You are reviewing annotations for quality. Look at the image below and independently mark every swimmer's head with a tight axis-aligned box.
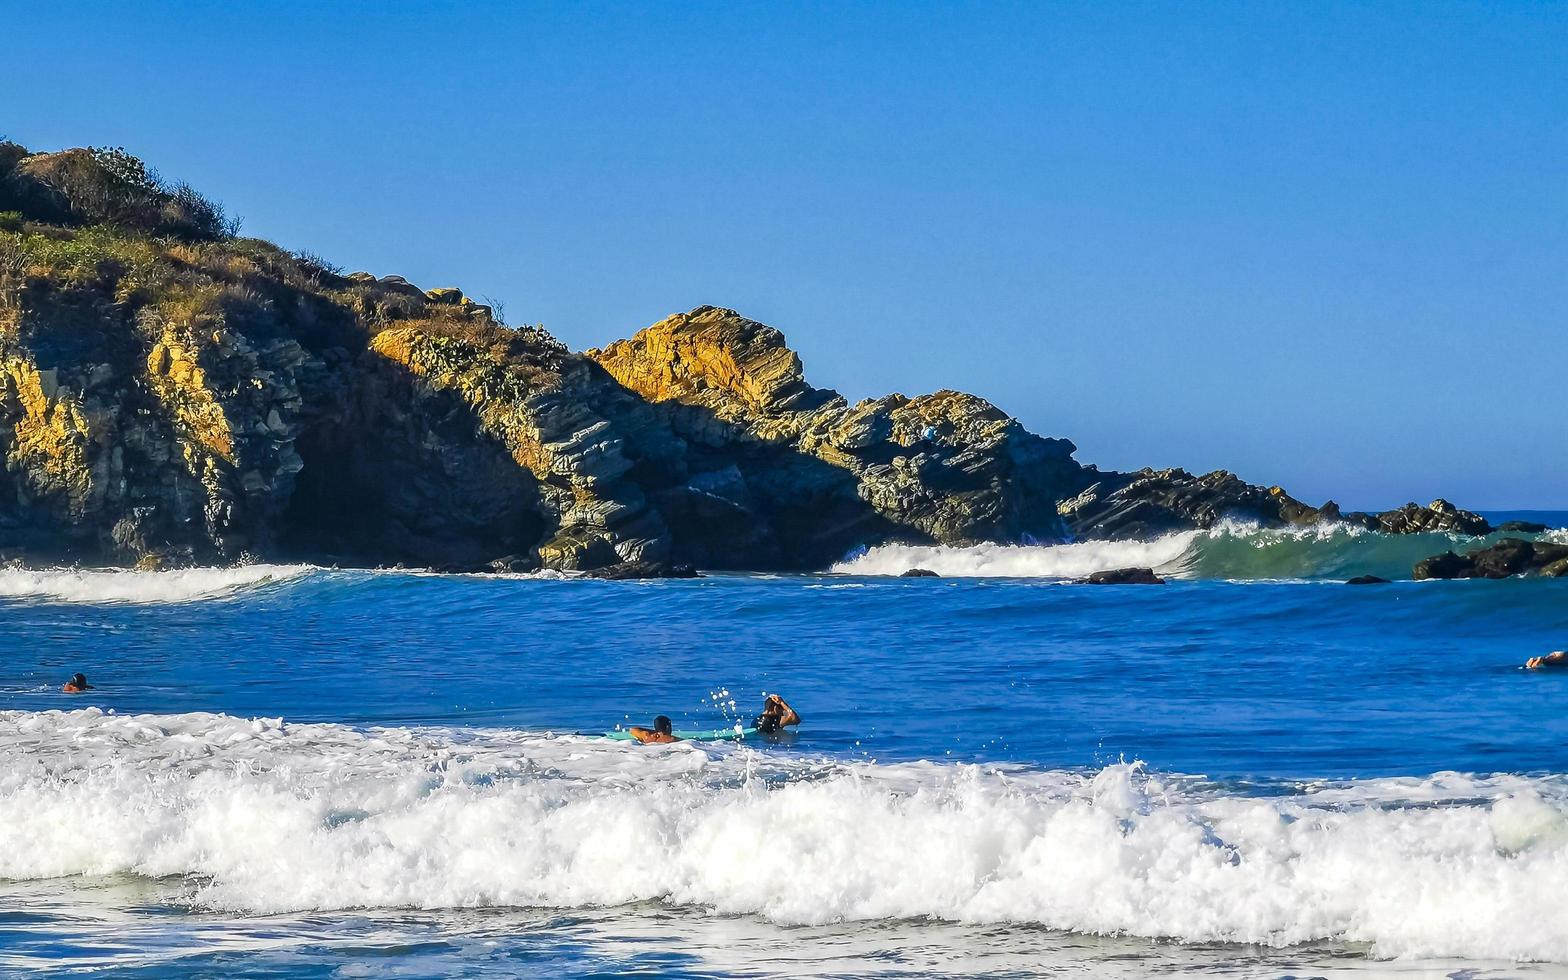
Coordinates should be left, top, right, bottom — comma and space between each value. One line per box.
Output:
69, 673, 87, 688
653, 715, 672, 736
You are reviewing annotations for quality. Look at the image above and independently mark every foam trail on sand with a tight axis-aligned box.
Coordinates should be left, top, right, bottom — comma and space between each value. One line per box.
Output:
3, 708, 1567, 963
0, 565, 314, 604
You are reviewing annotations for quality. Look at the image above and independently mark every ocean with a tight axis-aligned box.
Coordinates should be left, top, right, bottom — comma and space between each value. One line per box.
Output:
3, 516, 1568, 978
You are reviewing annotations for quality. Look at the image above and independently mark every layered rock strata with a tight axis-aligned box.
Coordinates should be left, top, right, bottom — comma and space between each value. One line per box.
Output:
0, 143, 1499, 573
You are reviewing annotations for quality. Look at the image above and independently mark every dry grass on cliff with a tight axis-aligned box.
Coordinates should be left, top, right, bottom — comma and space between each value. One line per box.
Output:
0, 144, 561, 371
379, 314, 568, 376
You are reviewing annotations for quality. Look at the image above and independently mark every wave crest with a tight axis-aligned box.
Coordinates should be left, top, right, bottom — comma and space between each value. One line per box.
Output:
0, 564, 314, 604
2, 709, 1565, 962
833, 522, 1534, 581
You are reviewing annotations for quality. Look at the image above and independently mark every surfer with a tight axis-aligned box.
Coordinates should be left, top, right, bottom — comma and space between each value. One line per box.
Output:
625, 694, 800, 744
752, 693, 800, 733
628, 715, 680, 743
1526, 651, 1568, 669
61, 672, 92, 693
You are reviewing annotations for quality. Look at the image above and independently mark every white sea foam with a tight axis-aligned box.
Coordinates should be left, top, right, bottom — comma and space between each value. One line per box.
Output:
0, 564, 314, 604
832, 521, 1504, 581
3, 708, 1566, 962
832, 533, 1200, 578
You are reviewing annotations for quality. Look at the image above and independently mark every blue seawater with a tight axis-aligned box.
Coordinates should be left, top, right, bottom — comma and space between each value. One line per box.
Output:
2, 516, 1567, 978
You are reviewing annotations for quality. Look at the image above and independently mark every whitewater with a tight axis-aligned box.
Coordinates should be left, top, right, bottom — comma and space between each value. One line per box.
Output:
4, 708, 1566, 964
3, 514, 1567, 976
835, 519, 1568, 581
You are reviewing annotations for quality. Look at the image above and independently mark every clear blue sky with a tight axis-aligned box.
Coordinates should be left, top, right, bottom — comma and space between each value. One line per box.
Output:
8, 2, 1565, 508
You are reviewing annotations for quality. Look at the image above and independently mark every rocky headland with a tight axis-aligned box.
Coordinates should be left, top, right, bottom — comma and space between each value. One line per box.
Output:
0, 144, 1497, 574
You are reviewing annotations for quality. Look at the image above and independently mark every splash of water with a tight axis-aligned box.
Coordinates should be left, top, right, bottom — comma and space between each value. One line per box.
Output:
3, 708, 1565, 962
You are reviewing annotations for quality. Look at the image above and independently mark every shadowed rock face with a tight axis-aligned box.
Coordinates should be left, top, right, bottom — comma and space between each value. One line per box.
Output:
0, 144, 1494, 572
1414, 538, 1568, 580
1057, 468, 1490, 541
590, 306, 1089, 560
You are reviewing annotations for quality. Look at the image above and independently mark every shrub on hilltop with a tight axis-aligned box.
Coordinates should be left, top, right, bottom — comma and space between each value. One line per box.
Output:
0, 143, 232, 240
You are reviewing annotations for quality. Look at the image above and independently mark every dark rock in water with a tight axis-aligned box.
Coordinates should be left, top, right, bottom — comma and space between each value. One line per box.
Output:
488, 553, 541, 574
1345, 575, 1391, 585
1470, 538, 1541, 578
1078, 567, 1164, 585
582, 561, 701, 580
1413, 538, 1568, 580
1413, 551, 1474, 580
1497, 520, 1551, 534
900, 568, 940, 578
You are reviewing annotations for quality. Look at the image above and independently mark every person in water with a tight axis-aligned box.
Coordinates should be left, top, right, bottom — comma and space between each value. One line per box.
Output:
1526, 652, 1568, 669
62, 673, 92, 693
628, 694, 801, 744
752, 693, 800, 733
629, 715, 679, 744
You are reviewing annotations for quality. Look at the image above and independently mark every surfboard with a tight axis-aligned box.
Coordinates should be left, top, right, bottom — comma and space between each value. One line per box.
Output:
599, 726, 759, 742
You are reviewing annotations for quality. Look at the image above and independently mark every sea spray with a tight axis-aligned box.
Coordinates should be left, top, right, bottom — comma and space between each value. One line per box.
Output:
831, 521, 1557, 581
4, 709, 1566, 962
0, 564, 315, 604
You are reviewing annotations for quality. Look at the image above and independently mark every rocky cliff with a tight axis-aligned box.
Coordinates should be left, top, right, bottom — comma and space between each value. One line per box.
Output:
0, 144, 1493, 572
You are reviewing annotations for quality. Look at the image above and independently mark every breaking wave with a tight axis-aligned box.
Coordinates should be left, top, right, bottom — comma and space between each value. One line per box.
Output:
0, 564, 315, 604
834, 522, 1563, 581
3, 708, 1566, 962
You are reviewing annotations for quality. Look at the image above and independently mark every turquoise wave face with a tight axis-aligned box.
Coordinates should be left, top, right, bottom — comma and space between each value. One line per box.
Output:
835, 517, 1567, 582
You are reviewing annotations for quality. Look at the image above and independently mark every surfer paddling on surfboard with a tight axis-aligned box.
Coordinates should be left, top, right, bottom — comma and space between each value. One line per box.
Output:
626, 694, 801, 744
628, 715, 679, 744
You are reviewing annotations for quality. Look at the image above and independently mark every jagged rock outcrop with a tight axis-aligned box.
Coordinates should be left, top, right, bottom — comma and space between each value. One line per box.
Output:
591, 306, 1088, 554
0, 142, 1500, 573
1372, 499, 1491, 536
1414, 538, 1568, 580
1058, 467, 1491, 540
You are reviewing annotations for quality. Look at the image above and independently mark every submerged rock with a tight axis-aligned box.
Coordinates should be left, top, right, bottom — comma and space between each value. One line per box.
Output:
1077, 567, 1164, 585
899, 567, 940, 578
1346, 575, 1391, 585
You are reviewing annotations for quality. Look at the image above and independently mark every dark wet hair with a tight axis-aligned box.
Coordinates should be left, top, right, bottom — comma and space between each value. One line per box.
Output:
69, 673, 87, 687
653, 715, 672, 735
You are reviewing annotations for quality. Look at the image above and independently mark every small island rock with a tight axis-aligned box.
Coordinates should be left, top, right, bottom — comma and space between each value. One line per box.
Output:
1078, 567, 1164, 585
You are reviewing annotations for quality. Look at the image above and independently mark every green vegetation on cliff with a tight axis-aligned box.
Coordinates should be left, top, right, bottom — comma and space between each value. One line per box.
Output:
0, 143, 1492, 572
